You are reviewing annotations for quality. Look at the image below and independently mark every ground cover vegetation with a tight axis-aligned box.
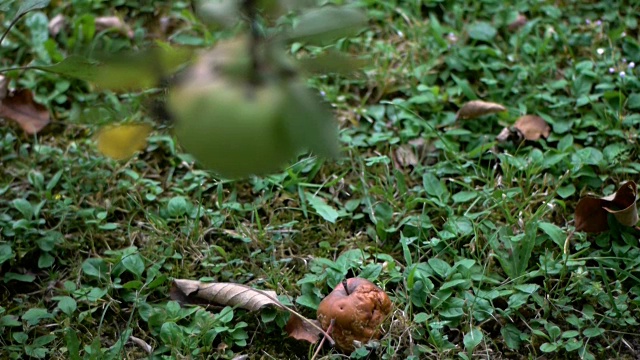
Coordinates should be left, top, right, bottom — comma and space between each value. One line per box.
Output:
1, 0, 640, 359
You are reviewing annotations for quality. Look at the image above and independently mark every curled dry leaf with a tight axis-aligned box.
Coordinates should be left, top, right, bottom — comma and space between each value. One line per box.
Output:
456, 100, 507, 120
95, 16, 134, 38
170, 280, 332, 345
393, 144, 418, 168
48, 14, 65, 36
602, 181, 639, 226
508, 14, 528, 31
0, 88, 50, 134
95, 124, 152, 160
513, 115, 550, 141
575, 181, 639, 233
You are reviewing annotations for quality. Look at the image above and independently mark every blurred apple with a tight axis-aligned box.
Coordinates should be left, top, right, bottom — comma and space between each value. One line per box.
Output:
168, 80, 297, 179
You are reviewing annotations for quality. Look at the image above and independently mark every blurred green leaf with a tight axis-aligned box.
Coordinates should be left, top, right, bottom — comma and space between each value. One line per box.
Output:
289, 6, 367, 45
296, 51, 369, 74
283, 81, 339, 158
468, 21, 497, 42
306, 192, 339, 223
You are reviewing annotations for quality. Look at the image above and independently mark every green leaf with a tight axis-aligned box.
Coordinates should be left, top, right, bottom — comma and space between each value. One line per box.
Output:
538, 222, 565, 248
414, 312, 429, 323
440, 279, 469, 290
122, 253, 145, 277
12, 198, 34, 219
428, 258, 451, 278
32, 56, 99, 82
167, 196, 189, 217
4, 272, 35, 282
57, 296, 77, 315
81, 258, 108, 280
283, 81, 339, 158
32, 334, 55, 347
557, 184, 575, 199
65, 328, 81, 360
501, 324, 523, 350
583, 327, 605, 337
22, 308, 53, 326
38, 252, 55, 268
306, 192, 339, 223
468, 21, 497, 41
627, 93, 640, 109
296, 293, 321, 310
452, 191, 477, 203
423, 172, 448, 200
160, 322, 182, 345
463, 327, 483, 351
15, 0, 50, 20
0, 315, 21, 327
540, 342, 559, 352
0, 244, 14, 265
289, 6, 367, 45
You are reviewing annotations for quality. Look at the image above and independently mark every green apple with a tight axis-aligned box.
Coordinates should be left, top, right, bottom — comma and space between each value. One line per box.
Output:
168, 80, 298, 179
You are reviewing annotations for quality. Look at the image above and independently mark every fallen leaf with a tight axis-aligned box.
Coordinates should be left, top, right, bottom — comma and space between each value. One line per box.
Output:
602, 181, 638, 226
0, 89, 50, 134
393, 144, 418, 168
95, 124, 152, 160
496, 126, 516, 142
575, 181, 639, 233
48, 14, 65, 36
170, 280, 284, 311
284, 314, 322, 343
574, 197, 610, 233
513, 115, 550, 140
508, 14, 528, 31
456, 100, 506, 120
170, 280, 333, 345
95, 16, 134, 38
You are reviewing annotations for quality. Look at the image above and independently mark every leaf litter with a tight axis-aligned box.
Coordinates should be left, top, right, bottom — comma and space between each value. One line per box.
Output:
574, 181, 639, 233
455, 100, 507, 120
170, 280, 329, 345
0, 85, 50, 135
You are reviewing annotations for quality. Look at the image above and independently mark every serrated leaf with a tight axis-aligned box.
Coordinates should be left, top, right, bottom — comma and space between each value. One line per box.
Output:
95, 124, 152, 160
305, 192, 339, 223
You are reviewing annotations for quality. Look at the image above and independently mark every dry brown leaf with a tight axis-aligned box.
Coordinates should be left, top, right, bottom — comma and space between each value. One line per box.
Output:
95, 16, 134, 38
170, 280, 283, 311
456, 100, 506, 120
508, 14, 528, 31
496, 127, 517, 142
284, 314, 322, 344
393, 144, 418, 168
575, 181, 639, 233
513, 115, 550, 140
170, 280, 333, 345
602, 181, 638, 226
574, 197, 609, 233
0, 89, 50, 134
48, 14, 65, 37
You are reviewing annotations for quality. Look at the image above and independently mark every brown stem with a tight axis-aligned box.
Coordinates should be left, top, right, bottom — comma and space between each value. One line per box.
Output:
342, 279, 350, 295
311, 318, 335, 360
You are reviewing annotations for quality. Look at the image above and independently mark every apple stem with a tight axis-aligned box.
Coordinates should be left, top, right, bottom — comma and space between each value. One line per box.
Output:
242, 0, 261, 87
311, 318, 335, 360
342, 279, 350, 295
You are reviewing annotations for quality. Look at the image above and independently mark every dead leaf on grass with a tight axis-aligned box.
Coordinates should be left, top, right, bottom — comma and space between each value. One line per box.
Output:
393, 144, 418, 168
0, 88, 50, 134
48, 14, 65, 36
95, 16, 134, 38
508, 14, 528, 31
95, 124, 152, 160
170, 280, 331, 345
513, 115, 550, 140
284, 313, 322, 343
456, 100, 506, 120
575, 181, 639, 233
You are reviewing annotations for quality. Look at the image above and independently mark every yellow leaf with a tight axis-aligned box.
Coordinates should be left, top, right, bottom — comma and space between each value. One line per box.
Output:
95, 124, 152, 160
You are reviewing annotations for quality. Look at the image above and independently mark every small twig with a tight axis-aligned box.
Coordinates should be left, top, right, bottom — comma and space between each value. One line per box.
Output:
311, 318, 334, 360
129, 336, 152, 354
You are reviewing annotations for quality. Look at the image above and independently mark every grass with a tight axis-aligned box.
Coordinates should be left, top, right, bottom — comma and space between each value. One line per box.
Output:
1, 0, 640, 359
